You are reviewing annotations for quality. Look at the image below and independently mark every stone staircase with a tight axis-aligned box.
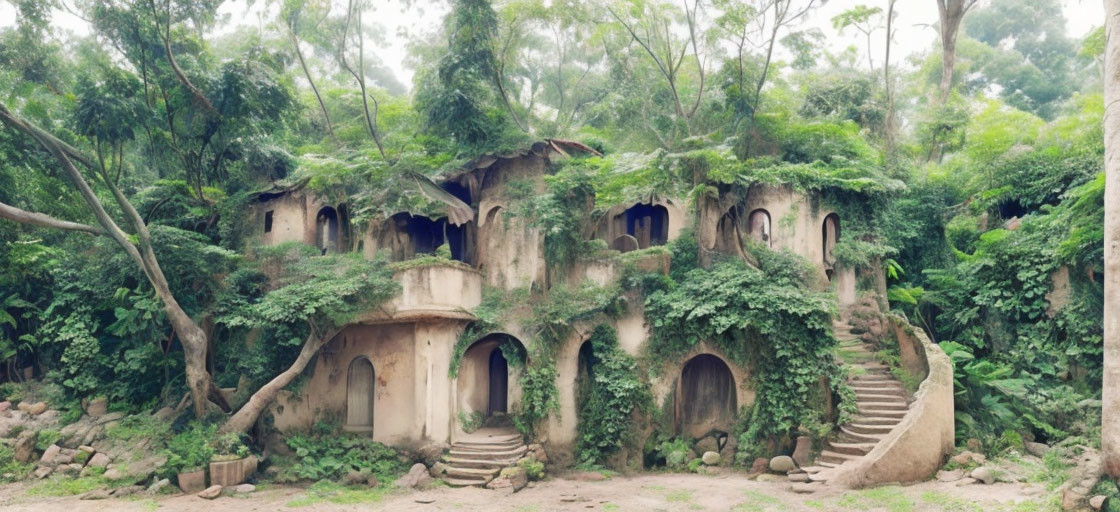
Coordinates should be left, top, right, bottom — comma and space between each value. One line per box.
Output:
791, 320, 910, 487
442, 427, 527, 487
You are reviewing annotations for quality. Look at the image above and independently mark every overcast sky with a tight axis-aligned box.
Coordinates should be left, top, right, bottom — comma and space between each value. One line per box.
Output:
1, 0, 1105, 90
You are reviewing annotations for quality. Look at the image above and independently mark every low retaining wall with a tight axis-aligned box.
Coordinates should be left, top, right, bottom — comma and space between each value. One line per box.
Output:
829, 319, 955, 488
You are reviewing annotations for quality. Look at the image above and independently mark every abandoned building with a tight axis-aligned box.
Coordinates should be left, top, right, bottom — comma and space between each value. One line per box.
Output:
245, 140, 952, 488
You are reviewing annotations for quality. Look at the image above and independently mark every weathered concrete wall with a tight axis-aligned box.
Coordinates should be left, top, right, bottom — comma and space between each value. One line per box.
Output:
251, 193, 313, 246
474, 155, 549, 290
1046, 265, 1072, 317
829, 320, 954, 488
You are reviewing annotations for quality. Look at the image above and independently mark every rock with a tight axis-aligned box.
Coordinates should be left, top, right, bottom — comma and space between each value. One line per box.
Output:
1064, 488, 1087, 510
153, 407, 175, 421
701, 451, 720, 466
418, 442, 449, 466
769, 455, 796, 473
792, 436, 812, 467
395, 463, 433, 489
486, 476, 512, 489
936, 469, 963, 482
85, 398, 107, 417
59, 463, 82, 475
103, 468, 126, 481
791, 483, 818, 494
970, 466, 994, 485
33, 466, 53, 479
14, 430, 36, 463
415, 498, 436, 504
966, 438, 983, 452
146, 478, 171, 494
39, 444, 61, 466
755, 473, 784, 483
24, 402, 47, 416
429, 462, 448, 478
788, 472, 810, 483
87, 453, 110, 468
951, 451, 986, 466
0, 401, 10, 412
694, 437, 719, 455
197, 485, 222, 500
749, 457, 769, 475
342, 470, 365, 486
500, 466, 528, 492
955, 478, 977, 487
233, 484, 256, 494
1024, 442, 1050, 458
366, 475, 379, 488
1090, 495, 1107, 510
80, 490, 111, 500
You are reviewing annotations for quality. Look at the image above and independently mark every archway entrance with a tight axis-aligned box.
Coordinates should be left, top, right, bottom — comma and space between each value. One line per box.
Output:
458, 334, 526, 426
317, 206, 340, 254
345, 357, 374, 433
678, 354, 737, 438
822, 213, 840, 280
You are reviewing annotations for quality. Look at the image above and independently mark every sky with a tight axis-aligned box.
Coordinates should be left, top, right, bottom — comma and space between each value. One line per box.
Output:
0, 0, 1105, 90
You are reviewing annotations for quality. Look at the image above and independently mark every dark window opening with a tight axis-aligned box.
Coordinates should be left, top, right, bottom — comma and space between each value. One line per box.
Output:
620, 203, 669, 249
442, 181, 472, 206
392, 213, 469, 262
264, 211, 274, 233
678, 354, 736, 438
823, 213, 840, 274
317, 206, 340, 254
488, 348, 509, 414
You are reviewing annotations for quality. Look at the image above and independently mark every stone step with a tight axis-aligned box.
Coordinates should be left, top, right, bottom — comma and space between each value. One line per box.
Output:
850, 374, 895, 382
817, 460, 841, 469
808, 471, 831, 483
857, 410, 907, 421
800, 466, 825, 474
840, 426, 888, 442
850, 383, 904, 393
819, 450, 863, 465
448, 446, 527, 459
445, 466, 501, 479
442, 456, 519, 469
445, 477, 489, 487
452, 441, 524, 451
827, 442, 876, 456
846, 422, 896, 434
854, 391, 905, 400
857, 401, 909, 411
850, 415, 903, 426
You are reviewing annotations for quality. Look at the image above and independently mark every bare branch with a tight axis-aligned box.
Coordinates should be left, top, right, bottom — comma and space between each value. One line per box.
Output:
0, 201, 103, 235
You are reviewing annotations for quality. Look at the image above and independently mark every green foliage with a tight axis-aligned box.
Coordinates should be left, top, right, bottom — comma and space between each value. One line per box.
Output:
0, 445, 31, 482
458, 411, 485, 434
34, 429, 60, 451
164, 422, 218, 474
576, 325, 651, 465
514, 364, 560, 437
280, 422, 408, 483
517, 160, 597, 269
518, 457, 545, 481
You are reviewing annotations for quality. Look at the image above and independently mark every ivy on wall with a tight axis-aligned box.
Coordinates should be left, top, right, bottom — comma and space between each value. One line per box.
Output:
576, 324, 651, 465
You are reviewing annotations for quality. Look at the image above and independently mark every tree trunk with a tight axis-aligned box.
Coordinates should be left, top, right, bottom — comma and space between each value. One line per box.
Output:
1102, 0, 1120, 477
220, 329, 337, 434
289, 26, 336, 142
935, 0, 974, 104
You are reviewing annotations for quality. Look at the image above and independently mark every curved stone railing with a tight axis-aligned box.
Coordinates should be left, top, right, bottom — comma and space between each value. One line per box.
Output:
829, 319, 955, 488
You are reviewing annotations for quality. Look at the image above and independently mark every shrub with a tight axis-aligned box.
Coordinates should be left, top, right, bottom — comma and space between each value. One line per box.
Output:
458, 411, 484, 434
163, 422, 217, 475
280, 423, 408, 483
518, 457, 545, 481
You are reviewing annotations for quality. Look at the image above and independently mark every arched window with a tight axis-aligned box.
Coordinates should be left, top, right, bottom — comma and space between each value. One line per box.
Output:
619, 203, 670, 248
747, 209, 772, 247
678, 354, 737, 438
823, 213, 840, 271
345, 357, 374, 432
316, 207, 340, 254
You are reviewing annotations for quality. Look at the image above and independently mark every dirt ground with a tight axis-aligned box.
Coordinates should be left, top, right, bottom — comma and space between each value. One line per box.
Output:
0, 470, 1056, 512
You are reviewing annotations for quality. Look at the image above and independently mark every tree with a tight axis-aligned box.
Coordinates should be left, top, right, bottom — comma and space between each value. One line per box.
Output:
831, 5, 882, 71
0, 103, 228, 419
283, 0, 337, 142
1102, 0, 1120, 478
934, 0, 978, 103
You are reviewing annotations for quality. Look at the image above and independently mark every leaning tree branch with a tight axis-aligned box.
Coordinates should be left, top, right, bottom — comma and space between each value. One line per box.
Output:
0, 201, 103, 235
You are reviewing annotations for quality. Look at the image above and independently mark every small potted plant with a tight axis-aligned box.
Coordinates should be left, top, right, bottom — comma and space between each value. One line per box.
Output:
209, 432, 256, 487
164, 423, 215, 493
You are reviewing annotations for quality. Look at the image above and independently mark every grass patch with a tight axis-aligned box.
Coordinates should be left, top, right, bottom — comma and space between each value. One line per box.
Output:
285, 481, 393, 507
733, 490, 784, 511
836, 486, 914, 512
26, 475, 123, 497
919, 491, 984, 512
1026, 450, 1071, 491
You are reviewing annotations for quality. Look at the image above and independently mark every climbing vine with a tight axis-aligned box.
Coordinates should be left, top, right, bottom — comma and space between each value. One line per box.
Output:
576, 324, 651, 464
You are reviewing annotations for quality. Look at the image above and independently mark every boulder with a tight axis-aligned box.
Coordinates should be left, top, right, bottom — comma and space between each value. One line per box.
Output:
197, 485, 222, 500
936, 469, 963, 482
791, 436, 812, 467
341, 470, 365, 486
33, 466, 53, 479
417, 442, 449, 466
24, 402, 47, 416
87, 453, 110, 468
1090, 495, 1107, 511
80, 490, 111, 500
749, 457, 769, 475
791, 483, 818, 494
39, 444, 61, 466
701, 451, 720, 466
111, 485, 144, 497
85, 398, 107, 417
500, 466, 528, 492
59, 463, 83, 475
429, 462, 449, 478
233, 484, 256, 494
486, 476, 512, 491
395, 463, 433, 489
1024, 442, 1050, 458
103, 468, 127, 481
788, 472, 810, 483
13, 430, 36, 463
0, 401, 10, 412
951, 451, 986, 466
146, 478, 171, 494
694, 437, 719, 455
755, 473, 784, 482
970, 466, 995, 485
769, 456, 796, 473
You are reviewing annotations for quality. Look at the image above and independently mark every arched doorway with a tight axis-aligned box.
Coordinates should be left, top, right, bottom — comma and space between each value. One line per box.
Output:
345, 357, 374, 432
822, 213, 840, 278
316, 206, 340, 254
488, 349, 508, 414
678, 354, 737, 438
613, 203, 670, 249
747, 209, 772, 247
457, 334, 526, 426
